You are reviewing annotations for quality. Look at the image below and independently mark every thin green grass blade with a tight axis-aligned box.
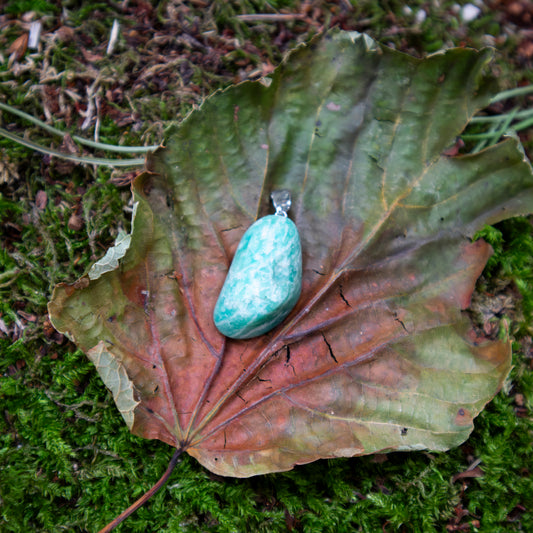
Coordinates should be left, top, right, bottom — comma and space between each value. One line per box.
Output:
470, 107, 533, 124
472, 107, 519, 152
0, 127, 145, 167
511, 115, 533, 133
0, 102, 158, 153
490, 85, 533, 103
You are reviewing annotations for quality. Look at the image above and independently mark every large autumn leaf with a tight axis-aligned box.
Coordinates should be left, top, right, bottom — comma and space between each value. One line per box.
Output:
49, 32, 533, 478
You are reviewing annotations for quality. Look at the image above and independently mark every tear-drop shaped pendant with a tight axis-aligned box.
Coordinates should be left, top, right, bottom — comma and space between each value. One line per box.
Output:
213, 190, 302, 339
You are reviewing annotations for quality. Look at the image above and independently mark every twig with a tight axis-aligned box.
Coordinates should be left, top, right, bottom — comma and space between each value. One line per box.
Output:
81, 77, 100, 131
28, 21, 42, 50
98, 448, 183, 533
107, 19, 120, 56
236, 13, 305, 22
94, 91, 102, 143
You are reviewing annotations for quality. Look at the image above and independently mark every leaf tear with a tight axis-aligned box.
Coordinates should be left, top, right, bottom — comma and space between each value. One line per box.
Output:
339, 284, 352, 308
321, 333, 338, 363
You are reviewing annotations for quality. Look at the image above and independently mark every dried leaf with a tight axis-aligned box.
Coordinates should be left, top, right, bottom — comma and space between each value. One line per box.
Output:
49, 32, 533, 477
452, 465, 484, 483
0, 152, 20, 185
8, 33, 28, 64
35, 190, 48, 211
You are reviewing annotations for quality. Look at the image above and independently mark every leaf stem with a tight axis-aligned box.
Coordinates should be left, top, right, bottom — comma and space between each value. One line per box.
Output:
98, 448, 183, 533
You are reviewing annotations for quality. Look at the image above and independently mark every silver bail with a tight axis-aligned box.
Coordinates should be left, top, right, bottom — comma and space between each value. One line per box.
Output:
271, 190, 291, 217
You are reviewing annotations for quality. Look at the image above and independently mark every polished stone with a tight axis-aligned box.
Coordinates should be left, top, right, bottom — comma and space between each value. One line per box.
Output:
214, 214, 302, 339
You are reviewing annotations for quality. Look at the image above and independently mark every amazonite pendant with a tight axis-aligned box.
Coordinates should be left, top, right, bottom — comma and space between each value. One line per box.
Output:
213, 190, 302, 339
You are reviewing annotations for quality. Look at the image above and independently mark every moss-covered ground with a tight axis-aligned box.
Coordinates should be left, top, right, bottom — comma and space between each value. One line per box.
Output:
1, 1, 533, 531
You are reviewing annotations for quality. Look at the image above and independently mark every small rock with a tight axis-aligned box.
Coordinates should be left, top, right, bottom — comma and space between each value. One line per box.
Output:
515, 393, 525, 406
68, 213, 84, 231
461, 3, 481, 22
213, 215, 302, 339
415, 8, 427, 24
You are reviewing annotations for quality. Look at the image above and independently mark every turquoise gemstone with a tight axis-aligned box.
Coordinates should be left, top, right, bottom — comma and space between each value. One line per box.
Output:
214, 214, 302, 339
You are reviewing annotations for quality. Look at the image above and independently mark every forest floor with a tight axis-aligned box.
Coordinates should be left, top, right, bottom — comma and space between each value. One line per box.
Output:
1, 1, 533, 532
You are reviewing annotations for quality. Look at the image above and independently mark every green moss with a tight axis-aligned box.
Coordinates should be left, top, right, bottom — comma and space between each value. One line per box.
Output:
4, 0, 59, 15
476, 218, 533, 333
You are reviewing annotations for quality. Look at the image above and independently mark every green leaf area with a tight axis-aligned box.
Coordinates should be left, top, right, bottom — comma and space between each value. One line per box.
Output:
49, 32, 533, 478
